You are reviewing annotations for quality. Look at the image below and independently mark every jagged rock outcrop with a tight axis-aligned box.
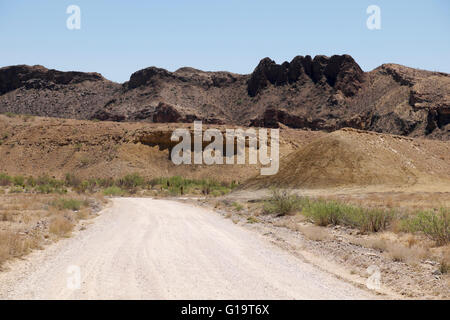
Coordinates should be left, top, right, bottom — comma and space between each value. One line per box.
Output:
247, 54, 364, 97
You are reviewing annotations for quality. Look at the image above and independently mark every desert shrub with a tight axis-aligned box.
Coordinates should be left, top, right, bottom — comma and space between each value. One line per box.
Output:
36, 175, 64, 188
300, 199, 394, 232
79, 156, 91, 167
261, 190, 394, 232
35, 184, 54, 194
35, 183, 67, 194
247, 216, 258, 223
0, 231, 39, 267
22, 114, 34, 122
403, 208, 449, 245
263, 188, 300, 216
116, 173, 145, 190
103, 186, 125, 196
150, 176, 233, 196
0, 173, 12, 186
49, 216, 74, 236
232, 202, 244, 211
52, 198, 83, 211
340, 206, 393, 232
440, 260, 449, 274
301, 199, 344, 226
64, 173, 82, 188
25, 176, 36, 187
9, 186, 24, 193
12, 175, 25, 187
95, 177, 114, 188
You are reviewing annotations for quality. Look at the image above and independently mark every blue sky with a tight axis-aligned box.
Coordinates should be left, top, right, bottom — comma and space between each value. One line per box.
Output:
1, 0, 449, 83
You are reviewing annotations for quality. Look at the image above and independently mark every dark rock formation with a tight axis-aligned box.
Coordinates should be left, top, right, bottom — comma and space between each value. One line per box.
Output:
152, 102, 182, 123
247, 54, 364, 97
127, 67, 173, 89
0, 65, 103, 95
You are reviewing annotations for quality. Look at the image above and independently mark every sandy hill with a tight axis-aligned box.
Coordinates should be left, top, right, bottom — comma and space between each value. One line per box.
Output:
244, 128, 450, 191
0, 114, 323, 182
0, 55, 448, 140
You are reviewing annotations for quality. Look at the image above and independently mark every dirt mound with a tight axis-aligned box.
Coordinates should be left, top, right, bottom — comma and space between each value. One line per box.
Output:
245, 128, 450, 189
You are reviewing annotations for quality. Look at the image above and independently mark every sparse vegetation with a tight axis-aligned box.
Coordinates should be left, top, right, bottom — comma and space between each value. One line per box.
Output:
402, 208, 449, 245
262, 188, 442, 234
301, 199, 394, 233
51, 198, 85, 211
3, 112, 16, 118
263, 189, 393, 232
0, 173, 235, 198
263, 188, 299, 216
0, 231, 40, 267
0, 192, 104, 268
149, 176, 235, 196
49, 216, 74, 236
232, 202, 243, 211
247, 216, 258, 223
103, 186, 125, 196
439, 260, 449, 274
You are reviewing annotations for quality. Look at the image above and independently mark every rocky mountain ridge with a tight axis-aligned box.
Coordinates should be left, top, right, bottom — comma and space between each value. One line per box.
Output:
0, 54, 448, 139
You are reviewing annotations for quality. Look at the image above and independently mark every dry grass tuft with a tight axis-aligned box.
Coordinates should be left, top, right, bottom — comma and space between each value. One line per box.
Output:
0, 231, 40, 268
298, 225, 330, 241
386, 243, 430, 263
49, 216, 74, 237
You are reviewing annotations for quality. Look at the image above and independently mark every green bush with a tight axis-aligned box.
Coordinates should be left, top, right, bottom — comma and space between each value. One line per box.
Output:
116, 173, 145, 189
103, 186, 125, 196
9, 186, 24, 193
150, 176, 234, 196
64, 173, 82, 188
0, 173, 12, 186
232, 202, 244, 211
52, 198, 83, 211
262, 189, 394, 232
402, 208, 449, 245
12, 175, 25, 187
301, 199, 394, 232
263, 188, 300, 216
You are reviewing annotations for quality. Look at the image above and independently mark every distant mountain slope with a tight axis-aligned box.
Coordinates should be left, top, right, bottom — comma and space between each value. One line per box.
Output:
0, 55, 448, 139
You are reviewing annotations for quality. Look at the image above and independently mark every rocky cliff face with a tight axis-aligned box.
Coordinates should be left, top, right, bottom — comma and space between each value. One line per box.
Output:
0, 56, 448, 139
247, 54, 364, 97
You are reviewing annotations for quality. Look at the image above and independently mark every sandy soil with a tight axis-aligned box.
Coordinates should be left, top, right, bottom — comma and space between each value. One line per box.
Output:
0, 198, 377, 300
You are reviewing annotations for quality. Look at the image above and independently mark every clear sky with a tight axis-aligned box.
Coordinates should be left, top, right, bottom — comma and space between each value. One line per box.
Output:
1, 0, 449, 83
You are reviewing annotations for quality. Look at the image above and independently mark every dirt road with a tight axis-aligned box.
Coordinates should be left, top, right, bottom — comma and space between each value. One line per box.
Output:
0, 198, 376, 299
